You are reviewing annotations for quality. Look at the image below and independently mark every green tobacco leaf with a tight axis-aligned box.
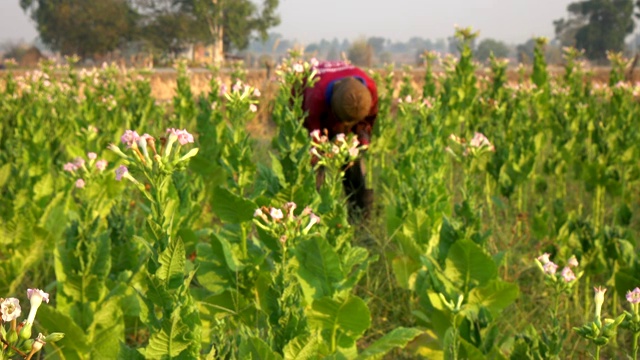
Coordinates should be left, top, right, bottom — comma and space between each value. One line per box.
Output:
239, 336, 283, 360
89, 296, 125, 359
444, 239, 497, 289
392, 256, 420, 290
210, 186, 256, 223
36, 304, 91, 354
284, 333, 324, 360
468, 280, 519, 317
309, 296, 371, 344
295, 237, 343, 301
355, 327, 422, 360
459, 338, 487, 360
118, 343, 145, 360
145, 308, 190, 359
157, 237, 186, 288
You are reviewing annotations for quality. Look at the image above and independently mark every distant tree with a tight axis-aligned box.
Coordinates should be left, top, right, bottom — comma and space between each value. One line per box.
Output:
553, 16, 587, 47
347, 38, 373, 67
305, 43, 320, 54
475, 38, 510, 61
554, 0, 634, 61
20, 0, 137, 58
326, 46, 339, 61
367, 37, 386, 55
136, 0, 280, 60
516, 38, 536, 63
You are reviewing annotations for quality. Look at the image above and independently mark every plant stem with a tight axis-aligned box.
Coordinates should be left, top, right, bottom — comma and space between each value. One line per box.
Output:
633, 332, 639, 360
595, 344, 600, 360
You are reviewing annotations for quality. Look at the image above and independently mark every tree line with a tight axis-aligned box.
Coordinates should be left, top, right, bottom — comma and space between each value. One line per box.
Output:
12, 0, 640, 64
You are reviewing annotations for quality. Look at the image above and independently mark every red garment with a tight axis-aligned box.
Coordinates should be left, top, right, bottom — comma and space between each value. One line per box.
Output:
302, 61, 378, 145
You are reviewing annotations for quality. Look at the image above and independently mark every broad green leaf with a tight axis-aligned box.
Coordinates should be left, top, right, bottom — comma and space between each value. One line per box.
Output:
157, 237, 186, 288
33, 172, 54, 201
308, 296, 371, 343
459, 338, 487, 360
468, 280, 519, 317
89, 297, 125, 359
239, 336, 283, 360
295, 237, 343, 301
392, 256, 420, 290
36, 305, 91, 354
355, 327, 422, 360
118, 343, 145, 360
210, 186, 257, 223
145, 308, 190, 359
284, 333, 324, 360
444, 239, 497, 289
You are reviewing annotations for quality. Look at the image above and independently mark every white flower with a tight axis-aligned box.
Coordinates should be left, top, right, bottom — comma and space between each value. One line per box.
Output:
26, 289, 49, 324
537, 253, 551, 265
270, 207, 284, 220
1, 298, 21, 322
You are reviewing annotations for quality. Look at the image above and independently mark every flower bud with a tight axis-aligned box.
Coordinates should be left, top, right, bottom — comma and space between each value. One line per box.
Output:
45, 332, 65, 343
594, 286, 607, 320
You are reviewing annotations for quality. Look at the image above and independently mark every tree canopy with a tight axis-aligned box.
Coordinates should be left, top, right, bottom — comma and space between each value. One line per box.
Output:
20, 0, 137, 58
554, 0, 634, 61
475, 38, 510, 62
20, 0, 280, 59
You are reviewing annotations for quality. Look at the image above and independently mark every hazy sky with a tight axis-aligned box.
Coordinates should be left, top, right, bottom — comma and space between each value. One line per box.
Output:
1, 0, 576, 45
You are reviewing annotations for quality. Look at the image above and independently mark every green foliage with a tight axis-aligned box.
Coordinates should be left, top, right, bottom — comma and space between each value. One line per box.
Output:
555, 0, 635, 61
20, 0, 137, 58
475, 38, 510, 62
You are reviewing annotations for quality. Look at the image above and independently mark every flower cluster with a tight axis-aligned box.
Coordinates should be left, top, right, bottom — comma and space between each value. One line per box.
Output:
219, 80, 261, 114
536, 253, 581, 284
0, 288, 64, 359
446, 132, 495, 160
253, 202, 321, 245
62, 151, 109, 189
309, 130, 364, 170
108, 128, 199, 186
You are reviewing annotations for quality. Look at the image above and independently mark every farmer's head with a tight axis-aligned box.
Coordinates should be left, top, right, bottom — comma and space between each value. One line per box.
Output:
331, 77, 371, 127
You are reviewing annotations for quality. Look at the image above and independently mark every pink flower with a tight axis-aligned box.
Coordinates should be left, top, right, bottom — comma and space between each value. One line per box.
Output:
115, 165, 128, 181
73, 157, 85, 168
166, 128, 194, 145
26, 288, 49, 304
253, 88, 261, 97
1, 298, 21, 322
626, 287, 640, 304
219, 84, 228, 96
293, 63, 304, 73
120, 130, 140, 148
63, 162, 77, 172
26, 288, 49, 325
87, 152, 97, 160
537, 253, 551, 265
348, 147, 359, 158
470, 132, 494, 151
249, 104, 258, 113
75, 179, 85, 189
560, 266, 576, 282
232, 81, 243, 93
335, 134, 346, 143
310, 58, 319, 67
95, 159, 108, 171
568, 255, 579, 268
310, 130, 321, 141
543, 261, 558, 275
270, 207, 284, 220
